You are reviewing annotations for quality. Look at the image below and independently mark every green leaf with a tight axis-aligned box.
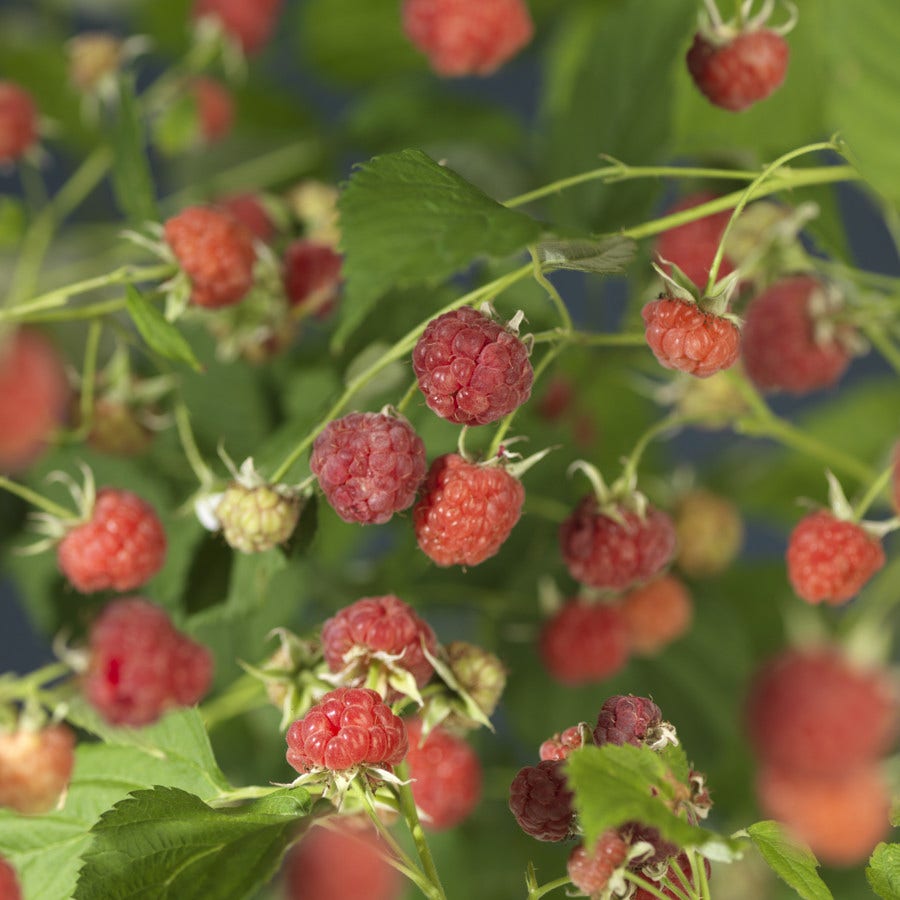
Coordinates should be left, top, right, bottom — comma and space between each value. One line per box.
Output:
537, 237, 636, 275
334, 148, 543, 348
109, 77, 159, 224
746, 820, 834, 900
125, 286, 203, 371
74, 786, 310, 900
868, 843, 900, 900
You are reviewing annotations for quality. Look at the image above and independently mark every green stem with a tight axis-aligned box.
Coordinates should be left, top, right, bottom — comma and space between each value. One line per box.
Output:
693, 850, 712, 900
0, 476, 78, 520
863, 322, 900, 376
623, 870, 691, 900
526, 874, 572, 900
76, 320, 103, 439
396, 378, 420, 415
621, 412, 689, 485
199, 673, 267, 731
852, 461, 895, 520
174, 400, 217, 487
0, 662, 71, 701
529, 245, 572, 332
20, 298, 129, 324
208, 784, 294, 807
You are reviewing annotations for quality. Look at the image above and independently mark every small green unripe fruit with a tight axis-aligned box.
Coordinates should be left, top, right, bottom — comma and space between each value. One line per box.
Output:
216, 483, 301, 553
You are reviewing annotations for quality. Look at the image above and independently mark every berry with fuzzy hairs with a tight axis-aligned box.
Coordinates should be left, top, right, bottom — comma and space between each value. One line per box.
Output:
412, 306, 533, 426
559, 497, 677, 591
216, 483, 300, 553
0, 724, 75, 814
594, 695, 664, 748
631, 853, 712, 900
217, 193, 275, 243
620, 575, 693, 656
164, 206, 257, 309
0, 81, 38, 163
745, 648, 897, 776
540, 725, 588, 761
508, 760, 575, 842
192, 0, 282, 55
674, 489, 743, 577
85, 598, 213, 726
786, 510, 885, 606
402, 0, 533, 77
405, 718, 482, 830
539, 601, 630, 686
283, 239, 342, 317
642, 296, 741, 378
0, 329, 69, 474
285, 687, 408, 773
57, 488, 167, 593
413, 454, 525, 567
0, 857, 20, 900
310, 411, 427, 525
567, 831, 629, 897
192, 77, 233, 143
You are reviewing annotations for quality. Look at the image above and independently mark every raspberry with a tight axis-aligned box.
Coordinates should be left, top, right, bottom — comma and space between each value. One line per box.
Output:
567, 831, 629, 897
756, 763, 891, 867
412, 306, 533, 426
0, 858, 21, 900
164, 206, 257, 310
84, 598, 213, 726
674, 489, 743, 577
413, 454, 524, 567
0, 81, 38, 163
539, 601, 630, 686
405, 718, 482, 830
215, 482, 300, 553
741, 276, 854, 394
620, 575, 693, 656
402, 0, 534, 77
539, 725, 588, 761
0, 329, 69, 474
631, 853, 711, 900
85, 399, 153, 457
192, 0, 282, 55
786, 510, 885, 606
594, 695, 663, 748
745, 648, 897, 776
283, 239, 342, 317
217, 193, 275, 243
320, 595, 437, 689
286, 687, 407, 773
508, 760, 575, 842
642, 296, 741, 378
0, 724, 75, 814
559, 497, 677, 590
686, 29, 789, 112
310, 411, 427, 525
445, 641, 507, 722
192, 77, 233, 144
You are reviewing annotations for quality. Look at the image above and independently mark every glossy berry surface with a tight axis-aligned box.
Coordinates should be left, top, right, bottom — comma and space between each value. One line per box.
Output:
216, 483, 300, 553
412, 306, 533, 426
0, 81, 38, 162
413, 454, 524, 567
594, 695, 663, 748
310, 412, 426, 525
283, 239, 342, 316
0, 724, 75, 814
539, 725, 588, 761
620, 575, 693, 655
192, 0, 282, 54
508, 760, 575, 842
567, 831, 629, 897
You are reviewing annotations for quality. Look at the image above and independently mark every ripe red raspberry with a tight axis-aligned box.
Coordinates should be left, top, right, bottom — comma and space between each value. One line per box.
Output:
164, 206, 257, 309
412, 306, 533, 426
192, 0, 282, 55
686, 29, 789, 112
0, 81, 38, 163
674, 489, 743, 577
0, 857, 21, 900
320, 595, 437, 689
84, 598, 213, 726
631, 853, 711, 900
402, 0, 534, 77
559, 497, 677, 590
310, 411, 427, 525
405, 718, 482, 830
192, 76, 233, 143
567, 831, 629, 897
217, 193, 275, 243
540, 724, 588, 761
620, 575, 693, 656
0, 329, 69, 474
0, 724, 75, 814
508, 760, 575, 842
413, 454, 524, 567
745, 648, 897, 776
642, 296, 741, 378
786, 510, 885, 606
594, 695, 664, 748
283, 239, 342, 317
539, 601, 630, 686
756, 763, 891, 867
741, 276, 854, 394
285, 687, 408, 773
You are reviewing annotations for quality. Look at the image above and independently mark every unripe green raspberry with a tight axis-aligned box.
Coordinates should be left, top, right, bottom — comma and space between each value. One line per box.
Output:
446, 641, 507, 722
675, 489, 743, 577
217, 483, 300, 553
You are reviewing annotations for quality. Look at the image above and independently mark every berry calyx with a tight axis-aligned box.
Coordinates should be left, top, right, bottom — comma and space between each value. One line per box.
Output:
620, 575, 693, 656
567, 831, 629, 898
0, 723, 75, 814
192, 0, 282, 55
0, 81, 38, 163
508, 760, 575, 842
594, 695, 669, 749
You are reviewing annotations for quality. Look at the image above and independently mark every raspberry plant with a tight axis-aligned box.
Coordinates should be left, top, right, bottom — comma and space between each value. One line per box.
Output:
0, 1, 898, 898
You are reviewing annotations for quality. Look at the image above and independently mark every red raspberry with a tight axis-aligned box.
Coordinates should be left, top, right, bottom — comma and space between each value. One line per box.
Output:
756, 763, 891, 867
0, 858, 21, 900
631, 853, 711, 900
283, 239, 342, 317
285, 687, 408, 773
402, 0, 534, 77
283, 821, 402, 900
0, 724, 75, 814
192, 76, 233, 143
642, 296, 741, 378
412, 306, 533, 426
413, 454, 524, 567
57, 488, 167, 593
84, 598, 213, 726
320, 595, 438, 689
0, 329, 69, 474
0, 81, 38, 163
620, 575, 693, 656
741, 276, 854, 394
786, 510, 885, 606
559, 497, 677, 590
539, 725, 588, 761
686, 29, 789, 112
217, 193, 275, 243
310, 412, 427, 525
508, 760, 575, 842
192, 0, 282, 55
567, 831, 629, 897
539, 601, 630, 686
745, 648, 897, 776
594, 695, 664, 748
405, 718, 482, 830
164, 206, 257, 309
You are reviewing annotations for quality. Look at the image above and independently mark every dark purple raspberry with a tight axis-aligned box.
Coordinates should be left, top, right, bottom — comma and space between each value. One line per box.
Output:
310, 411, 427, 525
594, 695, 663, 748
412, 306, 533, 425
508, 760, 575, 841
621, 822, 679, 870
567, 831, 629, 896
